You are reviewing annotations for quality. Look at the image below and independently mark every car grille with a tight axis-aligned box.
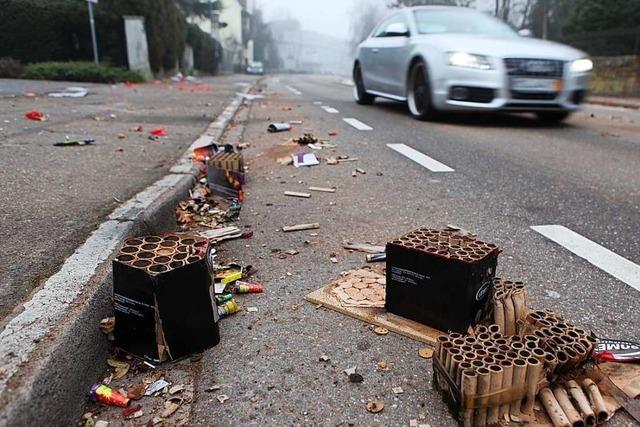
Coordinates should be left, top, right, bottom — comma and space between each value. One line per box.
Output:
511, 91, 558, 100
504, 58, 564, 78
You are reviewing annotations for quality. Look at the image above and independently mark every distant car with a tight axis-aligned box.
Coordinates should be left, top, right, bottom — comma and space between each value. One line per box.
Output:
353, 6, 592, 122
247, 61, 264, 75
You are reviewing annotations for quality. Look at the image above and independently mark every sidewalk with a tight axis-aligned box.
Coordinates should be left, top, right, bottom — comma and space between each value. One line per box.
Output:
587, 95, 640, 110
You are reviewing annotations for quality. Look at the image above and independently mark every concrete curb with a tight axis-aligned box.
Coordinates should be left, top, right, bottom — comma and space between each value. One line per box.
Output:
587, 97, 640, 110
0, 84, 252, 426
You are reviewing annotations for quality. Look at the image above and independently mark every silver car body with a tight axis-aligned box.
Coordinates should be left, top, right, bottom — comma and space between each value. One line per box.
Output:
355, 6, 591, 113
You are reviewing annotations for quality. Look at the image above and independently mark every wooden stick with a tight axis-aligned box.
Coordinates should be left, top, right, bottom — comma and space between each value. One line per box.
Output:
308, 186, 336, 193
282, 223, 320, 232
338, 157, 359, 163
284, 191, 311, 198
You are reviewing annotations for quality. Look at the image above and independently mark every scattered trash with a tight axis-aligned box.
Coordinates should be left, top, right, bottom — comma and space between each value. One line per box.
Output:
418, 347, 434, 359
349, 373, 364, 383
131, 125, 144, 132
344, 367, 357, 376
121, 404, 142, 419
48, 86, 88, 98
149, 127, 167, 137
88, 384, 130, 407
295, 133, 318, 145
282, 223, 320, 232
366, 253, 387, 263
268, 123, 291, 133
374, 327, 389, 336
284, 191, 311, 198
107, 358, 130, 380
284, 249, 299, 256
309, 186, 336, 193
114, 147, 124, 152
95, 421, 108, 427
289, 120, 303, 125
246, 307, 258, 313
326, 157, 338, 165
377, 360, 388, 370
319, 354, 330, 362
161, 398, 182, 417
199, 226, 242, 243
205, 385, 221, 393
330, 255, 338, 263
338, 156, 359, 163
218, 299, 240, 318
232, 281, 263, 294
392, 386, 404, 394
127, 384, 146, 400
145, 379, 171, 396
356, 168, 366, 175
53, 138, 95, 147
217, 394, 229, 404
99, 317, 115, 335
277, 156, 293, 166
242, 230, 254, 239
343, 242, 385, 254
169, 385, 185, 395
351, 170, 357, 178
292, 152, 319, 168
595, 339, 640, 362
117, 133, 126, 139
25, 111, 47, 121
328, 130, 337, 136
366, 399, 384, 413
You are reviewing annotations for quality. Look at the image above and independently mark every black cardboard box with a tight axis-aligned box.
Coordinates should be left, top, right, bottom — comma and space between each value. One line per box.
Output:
207, 151, 245, 201
113, 234, 220, 363
385, 228, 499, 333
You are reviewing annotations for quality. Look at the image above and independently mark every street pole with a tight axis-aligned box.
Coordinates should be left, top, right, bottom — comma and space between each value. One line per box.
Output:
87, 0, 99, 66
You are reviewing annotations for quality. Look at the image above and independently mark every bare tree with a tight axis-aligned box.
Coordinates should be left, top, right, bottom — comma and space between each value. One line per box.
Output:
350, 0, 387, 53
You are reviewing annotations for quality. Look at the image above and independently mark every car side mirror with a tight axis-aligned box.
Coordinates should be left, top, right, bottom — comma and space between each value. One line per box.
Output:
518, 29, 533, 38
385, 23, 410, 37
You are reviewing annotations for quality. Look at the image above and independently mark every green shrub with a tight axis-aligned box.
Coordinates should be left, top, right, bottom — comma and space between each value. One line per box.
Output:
20, 62, 145, 83
0, 57, 23, 78
187, 24, 220, 74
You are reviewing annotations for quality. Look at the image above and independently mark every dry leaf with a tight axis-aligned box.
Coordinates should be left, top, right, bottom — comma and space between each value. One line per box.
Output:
418, 348, 434, 359
113, 365, 129, 380
366, 399, 384, 413
169, 384, 185, 395
128, 384, 146, 400
161, 399, 182, 418
373, 327, 389, 336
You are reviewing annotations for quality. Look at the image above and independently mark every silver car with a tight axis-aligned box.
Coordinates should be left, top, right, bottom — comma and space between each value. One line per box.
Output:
353, 6, 592, 122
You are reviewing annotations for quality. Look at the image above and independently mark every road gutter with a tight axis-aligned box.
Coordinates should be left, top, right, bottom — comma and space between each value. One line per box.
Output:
0, 84, 253, 425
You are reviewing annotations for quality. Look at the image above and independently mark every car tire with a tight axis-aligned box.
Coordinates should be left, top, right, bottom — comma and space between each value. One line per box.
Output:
407, 60, 437, 121
353, 64, 375, 105
536, 111, 570, 123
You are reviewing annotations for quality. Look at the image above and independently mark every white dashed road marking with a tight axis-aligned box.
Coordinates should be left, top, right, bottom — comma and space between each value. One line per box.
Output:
532, 225, 640, 292
321, 106, 339, 114
343, 118, 373, 131
387, 144, 454, 172
286, 85, 302, 95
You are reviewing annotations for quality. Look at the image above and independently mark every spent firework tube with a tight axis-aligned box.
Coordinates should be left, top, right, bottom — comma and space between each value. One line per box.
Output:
233, 280, 264, 294
217, 300, 239, 318
89, 384, 130, 407
366, 253, 386, 263
215, 293, 234, 304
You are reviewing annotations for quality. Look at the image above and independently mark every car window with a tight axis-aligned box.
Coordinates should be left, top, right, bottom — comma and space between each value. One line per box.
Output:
413, 9, 517, 37
374, 14, 409, 38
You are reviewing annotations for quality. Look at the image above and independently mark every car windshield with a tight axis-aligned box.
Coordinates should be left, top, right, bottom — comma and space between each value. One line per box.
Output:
414, 9, 518, 37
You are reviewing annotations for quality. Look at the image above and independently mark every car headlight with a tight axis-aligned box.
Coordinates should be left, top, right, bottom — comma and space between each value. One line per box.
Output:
448, 52, 492, 70
570, 58, 593, 73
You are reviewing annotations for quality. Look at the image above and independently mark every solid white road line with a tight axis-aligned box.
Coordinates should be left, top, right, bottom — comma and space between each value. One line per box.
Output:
532, 225, 640, 292
343, 118, 373, 131
321, 106, 339, 114
387, 144, 455, 172
286, 85, 302, 95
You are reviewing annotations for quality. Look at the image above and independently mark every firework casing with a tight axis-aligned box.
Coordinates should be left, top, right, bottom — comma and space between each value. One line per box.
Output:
487, 365, 503, 424
539, 387, 571, 427
215, 293, 234, 304
566, 380, 595, 426
552, 385, 583, 427
385, 228, 499, 333
233, 281, 264, 294
207, 151, 245, 201
583, 378, 609, 423
89, 384, 130, 407
366, 252, 386, 262
522, 357, 542, 415
462, 370, 477, 427
113, 234, 220, 363
221, 271, 243, 285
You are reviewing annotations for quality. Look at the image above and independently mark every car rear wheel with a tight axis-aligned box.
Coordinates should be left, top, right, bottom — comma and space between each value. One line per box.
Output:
407, 60, 437, 121
536, 111, 570, 123
353, 64, 375, 105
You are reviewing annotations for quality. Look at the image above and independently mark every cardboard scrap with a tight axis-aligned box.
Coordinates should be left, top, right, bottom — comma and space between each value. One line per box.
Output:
329, 269, 386, 308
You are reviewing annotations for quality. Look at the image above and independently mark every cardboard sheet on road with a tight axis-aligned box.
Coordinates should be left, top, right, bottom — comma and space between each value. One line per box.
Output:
305, 281, 442, 345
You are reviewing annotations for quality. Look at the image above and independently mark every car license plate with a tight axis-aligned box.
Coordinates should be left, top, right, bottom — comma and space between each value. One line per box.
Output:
511, 78, 562, 92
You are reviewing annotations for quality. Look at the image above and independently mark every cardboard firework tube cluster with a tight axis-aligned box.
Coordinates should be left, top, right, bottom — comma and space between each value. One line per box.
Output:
390, 228, 498, 262
116, 233, 209, 275
435, 327, 547, 427
523, 310, 597, 374
538, 379, 607, 427
492, 278, 527, 335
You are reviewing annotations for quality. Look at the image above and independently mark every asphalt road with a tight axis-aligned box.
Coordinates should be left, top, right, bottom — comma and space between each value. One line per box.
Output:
0, 76, 256, 325
183, 75, 640, 426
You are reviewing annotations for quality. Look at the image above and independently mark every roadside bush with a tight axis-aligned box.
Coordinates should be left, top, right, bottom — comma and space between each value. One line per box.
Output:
0, 57, 23, 78
187, 24, 219, 74
20, 62, 145, 83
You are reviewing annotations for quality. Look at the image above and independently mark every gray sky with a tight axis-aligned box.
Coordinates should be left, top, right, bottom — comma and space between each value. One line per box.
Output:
257, 0, 359, 40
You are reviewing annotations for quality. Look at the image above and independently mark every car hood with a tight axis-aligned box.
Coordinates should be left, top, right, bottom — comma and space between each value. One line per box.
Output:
414, 34, 585, 60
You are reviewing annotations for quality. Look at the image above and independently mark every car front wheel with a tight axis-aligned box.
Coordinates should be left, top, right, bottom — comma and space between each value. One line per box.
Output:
353, 64, 375, 105
407, 60, 437, 121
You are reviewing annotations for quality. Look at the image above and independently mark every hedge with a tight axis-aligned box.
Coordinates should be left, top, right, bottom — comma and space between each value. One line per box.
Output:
20, 61, 145, 83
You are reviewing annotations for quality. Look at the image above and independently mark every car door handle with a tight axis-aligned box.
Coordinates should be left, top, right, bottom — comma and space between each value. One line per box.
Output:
372, 48, 380, 54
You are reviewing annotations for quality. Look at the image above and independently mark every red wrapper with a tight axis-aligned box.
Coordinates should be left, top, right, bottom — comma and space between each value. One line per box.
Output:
89, 384, 130, 407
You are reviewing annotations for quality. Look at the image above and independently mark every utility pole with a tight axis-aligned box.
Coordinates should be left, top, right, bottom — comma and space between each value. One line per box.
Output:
87, 0, 99, 66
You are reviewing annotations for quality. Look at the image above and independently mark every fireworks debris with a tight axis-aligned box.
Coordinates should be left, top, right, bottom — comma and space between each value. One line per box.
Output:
282, 223, 320, 232
284, 191, 311, 198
